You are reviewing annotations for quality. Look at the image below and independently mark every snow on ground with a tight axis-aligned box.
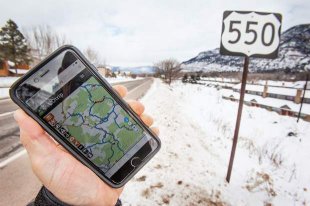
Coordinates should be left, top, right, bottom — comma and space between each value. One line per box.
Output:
201, 77, 308, 90
8, 68, 29, 75
0, 88, 9, 100
221, 89, 310, 114
0, 77, 20, 88
121, 79, 310, 206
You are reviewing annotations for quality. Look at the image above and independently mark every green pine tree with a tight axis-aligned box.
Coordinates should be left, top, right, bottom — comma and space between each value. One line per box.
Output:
0, 39, 6, 64
0, 19, 31, 74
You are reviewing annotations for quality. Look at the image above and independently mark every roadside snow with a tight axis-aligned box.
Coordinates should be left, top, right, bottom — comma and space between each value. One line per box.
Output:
0, 77, 20, 88
9, 69, 28, 75
121, 79, 310, 206
0, 88, 9, 100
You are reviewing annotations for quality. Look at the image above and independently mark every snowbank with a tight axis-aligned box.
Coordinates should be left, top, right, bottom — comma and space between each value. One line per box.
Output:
8, 69, 28, 75
121, 79, 310, 205
0, 77, 20, 88
0, 88, 9, 100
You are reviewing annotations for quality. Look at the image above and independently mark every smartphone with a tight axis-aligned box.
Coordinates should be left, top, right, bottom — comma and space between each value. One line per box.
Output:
10, 45, 161, 188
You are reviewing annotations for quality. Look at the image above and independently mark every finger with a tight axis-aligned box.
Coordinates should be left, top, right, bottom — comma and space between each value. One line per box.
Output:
140, 113, 153, 127
56, 144, 68, 152
50, 137, 68, 152
14, 109, 46, 140
151, 127, 159, 136
14, 109, 57, 156
113, 85, 127, 98
127, 100, 145, 116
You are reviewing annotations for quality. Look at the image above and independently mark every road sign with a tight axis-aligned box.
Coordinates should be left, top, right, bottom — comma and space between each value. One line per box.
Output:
220, 11, 282, 183
220, 11, 282, 59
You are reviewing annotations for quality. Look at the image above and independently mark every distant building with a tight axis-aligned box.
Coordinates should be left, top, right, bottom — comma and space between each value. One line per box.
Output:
120, 71, 131, 77
250, 99, 258, 107
0, 61, 9, 76
0, 60, 29, 76
280, 105, 294, 116
97, 66, 112, 77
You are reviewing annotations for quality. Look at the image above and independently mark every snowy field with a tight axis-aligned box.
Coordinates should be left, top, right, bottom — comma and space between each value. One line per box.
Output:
0, 76, 20, 88
201, 77, 308, 89
121, 79, 310, 206
0, 76, 141, 99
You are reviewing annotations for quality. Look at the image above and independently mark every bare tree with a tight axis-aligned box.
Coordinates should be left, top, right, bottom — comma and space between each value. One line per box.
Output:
24, 25, 69, 64
155, 58, 181, 85
84, 47, 102, 66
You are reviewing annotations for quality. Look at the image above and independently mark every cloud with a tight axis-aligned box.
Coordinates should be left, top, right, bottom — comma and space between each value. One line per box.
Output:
0, 0, 309, 66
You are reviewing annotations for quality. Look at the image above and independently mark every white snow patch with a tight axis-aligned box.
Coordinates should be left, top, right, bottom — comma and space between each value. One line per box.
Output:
7, 60, 15, 67
0, 88, 9, 99
8, 68, 28, 74
0, 77, 20, 88
121, 79, 310, 206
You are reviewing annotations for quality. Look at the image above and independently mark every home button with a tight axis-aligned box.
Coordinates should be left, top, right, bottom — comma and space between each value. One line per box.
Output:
130, 157, 142, 167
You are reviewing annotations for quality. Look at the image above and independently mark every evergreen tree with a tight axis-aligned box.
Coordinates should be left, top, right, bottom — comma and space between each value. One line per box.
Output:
0, 39, 6, 63
0, 19, 31, 73
0, 43, 4, 64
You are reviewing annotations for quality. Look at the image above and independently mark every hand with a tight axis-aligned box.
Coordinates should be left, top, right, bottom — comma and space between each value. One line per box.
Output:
14, 85, 159, 206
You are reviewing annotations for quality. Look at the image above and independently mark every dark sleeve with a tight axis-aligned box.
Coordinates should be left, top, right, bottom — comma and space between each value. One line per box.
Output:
27, 187, 122, 206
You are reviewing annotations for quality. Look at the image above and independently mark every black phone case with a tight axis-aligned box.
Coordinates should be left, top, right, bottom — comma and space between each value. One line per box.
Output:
9, 45, 161, 188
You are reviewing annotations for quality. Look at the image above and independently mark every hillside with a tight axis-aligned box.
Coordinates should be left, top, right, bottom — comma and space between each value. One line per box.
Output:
111, 66, 156, 74
182, 24, 310, 73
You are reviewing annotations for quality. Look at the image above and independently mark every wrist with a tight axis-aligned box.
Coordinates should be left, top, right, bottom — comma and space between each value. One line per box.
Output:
35, 187, 70, 206
88, 184, 121, 206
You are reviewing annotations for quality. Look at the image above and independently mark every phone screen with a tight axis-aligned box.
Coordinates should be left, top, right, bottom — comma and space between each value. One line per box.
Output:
15, 49, 159, 183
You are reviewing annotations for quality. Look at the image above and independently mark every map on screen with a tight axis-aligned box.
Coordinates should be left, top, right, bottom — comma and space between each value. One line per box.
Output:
43, 76, 145, 172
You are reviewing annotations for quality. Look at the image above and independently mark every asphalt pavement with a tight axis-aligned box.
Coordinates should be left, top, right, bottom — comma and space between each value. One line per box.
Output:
0, 77, 154, 206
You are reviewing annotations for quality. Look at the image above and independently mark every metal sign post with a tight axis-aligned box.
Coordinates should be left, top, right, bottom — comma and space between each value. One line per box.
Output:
226, 56, 249, 182
219, 11, 282, 182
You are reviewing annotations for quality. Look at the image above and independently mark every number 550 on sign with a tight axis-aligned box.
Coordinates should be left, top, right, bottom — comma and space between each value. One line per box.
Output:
220, 11, 282, 59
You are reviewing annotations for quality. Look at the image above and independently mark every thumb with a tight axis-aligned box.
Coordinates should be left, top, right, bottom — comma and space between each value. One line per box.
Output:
14, 109, 57, 159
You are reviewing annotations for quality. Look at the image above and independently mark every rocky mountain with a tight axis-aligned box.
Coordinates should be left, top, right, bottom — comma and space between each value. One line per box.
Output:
111, 66, 156, 74
182, 24, 310, 73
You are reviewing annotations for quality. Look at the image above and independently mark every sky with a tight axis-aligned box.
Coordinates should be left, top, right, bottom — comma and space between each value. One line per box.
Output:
0, 0, 309, 66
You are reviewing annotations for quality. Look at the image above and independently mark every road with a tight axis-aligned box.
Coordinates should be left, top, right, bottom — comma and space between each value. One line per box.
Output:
0, 77, 154, 206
